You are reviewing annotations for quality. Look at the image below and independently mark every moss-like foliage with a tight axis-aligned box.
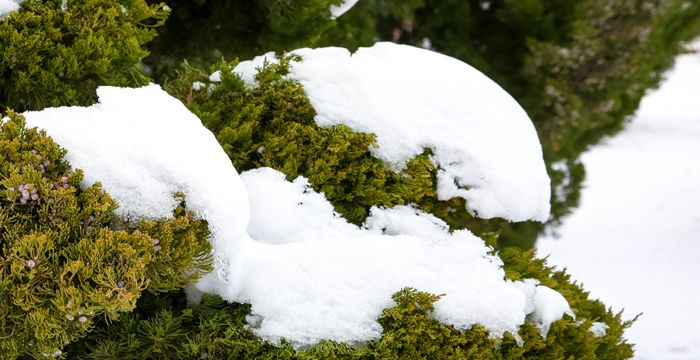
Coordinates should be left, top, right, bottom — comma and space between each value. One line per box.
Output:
66, 243, 635, 359
143, 0, 345, 79
0, 0, 168, 112
0, 113, 212, 358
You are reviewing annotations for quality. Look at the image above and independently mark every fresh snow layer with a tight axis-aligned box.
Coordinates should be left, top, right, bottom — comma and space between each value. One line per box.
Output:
0, 0, 21, 18
330, 0, 359, 18
23, 84, 251, 276
538, 42, 700, 359
233, 43, 551, 222
192, 167, 571, 345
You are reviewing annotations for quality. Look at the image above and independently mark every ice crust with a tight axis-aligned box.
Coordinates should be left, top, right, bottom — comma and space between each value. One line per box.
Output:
23, 83, 568, 346
233, 43, 551, 222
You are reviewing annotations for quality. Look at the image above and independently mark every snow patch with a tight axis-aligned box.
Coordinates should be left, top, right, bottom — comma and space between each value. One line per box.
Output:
530, 285, 574, 337
589, 322, 608, 337
233, 43, 551, 222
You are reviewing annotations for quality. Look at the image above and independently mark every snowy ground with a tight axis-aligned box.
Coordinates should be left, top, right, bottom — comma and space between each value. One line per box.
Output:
537, 44, 700, 359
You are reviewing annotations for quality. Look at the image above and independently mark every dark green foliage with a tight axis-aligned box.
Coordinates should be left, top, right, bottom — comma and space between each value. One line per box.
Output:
68, 246, 635, 359
0, 0, 167, 112
144, 0, 345, 79
0, 113, 212, 358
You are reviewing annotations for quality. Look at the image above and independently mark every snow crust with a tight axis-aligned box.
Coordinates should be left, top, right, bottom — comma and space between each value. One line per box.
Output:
233, 43, 551, 222
193, 167, 569, 345
23, 84, 251, 276
330, 0, 359, 18
0, 0, 21, 18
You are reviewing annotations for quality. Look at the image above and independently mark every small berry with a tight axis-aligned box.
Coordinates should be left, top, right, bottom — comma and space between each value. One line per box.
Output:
27, 259, 36, 268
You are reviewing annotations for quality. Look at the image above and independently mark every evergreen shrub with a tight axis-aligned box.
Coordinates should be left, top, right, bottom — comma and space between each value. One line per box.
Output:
0, 112, 212, 358
0, 0, 168, 112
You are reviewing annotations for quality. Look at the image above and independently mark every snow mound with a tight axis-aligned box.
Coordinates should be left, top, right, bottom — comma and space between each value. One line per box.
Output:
330, 0, 359, 18
0, 0, 21, 18
193, 167, 569, 345
233, 43, 551, 222
23, 84, 251, 273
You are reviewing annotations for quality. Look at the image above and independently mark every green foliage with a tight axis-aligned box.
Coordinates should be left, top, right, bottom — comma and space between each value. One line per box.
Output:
144, 0, 345, 79
0, 0, 168, 112
0, 113, 212, 358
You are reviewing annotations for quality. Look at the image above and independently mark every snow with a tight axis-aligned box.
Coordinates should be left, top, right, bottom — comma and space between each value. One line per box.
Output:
589, 322, 608, 338
0, 0, 21, 18
192, 167, 569, 345
22, 84, 251, 282
330, 0, 359, 18
537, 41, 700, 359
530, 285, 574, 337
233, 43, 551, 222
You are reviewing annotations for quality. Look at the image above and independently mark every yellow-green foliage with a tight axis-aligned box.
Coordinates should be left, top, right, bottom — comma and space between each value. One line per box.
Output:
0, 113, 212, 358
0, 0, 168, 111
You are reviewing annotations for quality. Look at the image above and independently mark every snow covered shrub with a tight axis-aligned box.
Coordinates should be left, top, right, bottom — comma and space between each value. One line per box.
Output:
321, 0, 700, 247
0, 0, 168, 111
156, 48, 635, 358
0, 112, 211, 358
144, 0, 354, 79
